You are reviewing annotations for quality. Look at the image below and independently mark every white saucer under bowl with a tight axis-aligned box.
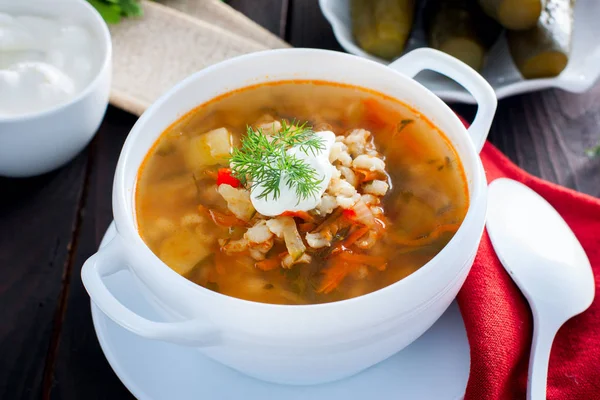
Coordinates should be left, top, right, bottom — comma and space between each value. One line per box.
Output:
91, 222, 471, 399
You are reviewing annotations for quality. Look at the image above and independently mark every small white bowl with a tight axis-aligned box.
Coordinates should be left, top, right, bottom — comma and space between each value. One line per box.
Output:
82, 48, 496, 385
319, 0, 600, 103
0, 0, 111, 178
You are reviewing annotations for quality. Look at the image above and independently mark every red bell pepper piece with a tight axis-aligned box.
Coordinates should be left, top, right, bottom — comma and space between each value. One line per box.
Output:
216, 168, 241, 188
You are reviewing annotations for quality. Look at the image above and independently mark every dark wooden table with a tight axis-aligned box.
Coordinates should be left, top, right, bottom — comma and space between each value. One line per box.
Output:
1, 1, 599, 399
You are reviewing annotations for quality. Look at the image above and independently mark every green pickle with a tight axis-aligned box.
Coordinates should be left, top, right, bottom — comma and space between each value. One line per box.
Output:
351, 0, 415, 60
478, 0, 544, 30
426, 0, 501, 71
507, 0, 574, 79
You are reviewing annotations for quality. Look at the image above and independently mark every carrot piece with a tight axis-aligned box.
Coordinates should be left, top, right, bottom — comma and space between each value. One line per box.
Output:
398, 132, 422, 159
298, 222, 316, 232
325, 224, 364, 258
214, 250, 227, 275
311, 208, 343, 233
206, 269, 218, 283
317, 257, 356, 294
198, 204, 248, 227
325, 224, 357, 259
391, 223, 461, 247
337, 252, 387, 270
362, 99, 424, 158
281, 211, 315, 222
354, 168, 382, 184
203, 169, 219, 180
327, 240, 345, 259
318, 249, 390, 294
343, 226, 370, 248
210, 211, 248, 227
362, 98, 397, 130
255, 257, 281, 271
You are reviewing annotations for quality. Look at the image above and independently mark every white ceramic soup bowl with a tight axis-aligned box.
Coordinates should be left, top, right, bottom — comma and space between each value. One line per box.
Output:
82, 48, 496, 385
0, 0, 111, 178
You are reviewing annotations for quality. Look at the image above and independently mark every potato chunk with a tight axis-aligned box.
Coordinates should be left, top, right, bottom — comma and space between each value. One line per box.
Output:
217, 184, 255, 221
158, 229, 210, 275
185, 127, 232, 169
266, 216, 306, 261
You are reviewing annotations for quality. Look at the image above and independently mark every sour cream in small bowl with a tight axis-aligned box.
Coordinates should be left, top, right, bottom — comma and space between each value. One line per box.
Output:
0, 0, 111, 178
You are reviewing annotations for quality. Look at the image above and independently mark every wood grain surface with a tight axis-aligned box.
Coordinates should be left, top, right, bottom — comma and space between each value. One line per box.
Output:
0, 1, 598, 400
227, 0, 289, 38
165, 0, 289, 47
48, 108, 136, 400
0, 155, 88, 399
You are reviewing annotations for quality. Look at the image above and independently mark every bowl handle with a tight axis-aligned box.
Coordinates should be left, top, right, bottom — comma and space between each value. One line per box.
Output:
81, 235, 219, 346
389, 48, 497, 153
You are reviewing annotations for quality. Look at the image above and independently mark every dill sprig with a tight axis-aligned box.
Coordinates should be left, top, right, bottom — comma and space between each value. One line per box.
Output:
229, 120, 325, 202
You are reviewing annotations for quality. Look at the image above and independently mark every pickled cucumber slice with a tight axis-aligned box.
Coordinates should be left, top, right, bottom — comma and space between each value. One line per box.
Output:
351, 0, 415, 60
427, 0, 500, 71
507, 0, 574, 79
478, 0, 544, 30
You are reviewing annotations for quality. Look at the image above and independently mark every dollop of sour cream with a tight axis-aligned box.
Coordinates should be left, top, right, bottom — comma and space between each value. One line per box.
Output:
250, 131, 337, 216
0, 13, 97, 117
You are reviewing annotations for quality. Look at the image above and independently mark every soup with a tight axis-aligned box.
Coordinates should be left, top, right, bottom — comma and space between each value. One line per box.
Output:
135, 81, 469, 305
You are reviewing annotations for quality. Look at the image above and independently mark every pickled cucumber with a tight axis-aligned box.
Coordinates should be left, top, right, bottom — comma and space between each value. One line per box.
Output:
351, 0, 415, 60
478, 0, 544, 30
471, 0, 504, 49
479, 0, 546, 30
427, 0, 501, 71
507, 0, 574, 79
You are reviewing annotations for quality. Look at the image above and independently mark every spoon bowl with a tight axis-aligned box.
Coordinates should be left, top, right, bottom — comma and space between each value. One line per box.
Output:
486, 178, 595, 400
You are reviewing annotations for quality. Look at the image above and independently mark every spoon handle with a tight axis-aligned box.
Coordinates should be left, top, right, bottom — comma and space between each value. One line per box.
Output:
527, 317, 558, 400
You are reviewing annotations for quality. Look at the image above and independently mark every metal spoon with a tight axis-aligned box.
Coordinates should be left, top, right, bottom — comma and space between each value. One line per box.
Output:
486, 178, 595, 400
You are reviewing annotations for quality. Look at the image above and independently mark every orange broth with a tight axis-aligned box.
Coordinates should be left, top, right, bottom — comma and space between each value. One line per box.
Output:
135, 80, 469, 305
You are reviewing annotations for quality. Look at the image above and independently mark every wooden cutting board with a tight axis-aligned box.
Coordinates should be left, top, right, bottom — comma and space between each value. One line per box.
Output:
109, 0, 289, 116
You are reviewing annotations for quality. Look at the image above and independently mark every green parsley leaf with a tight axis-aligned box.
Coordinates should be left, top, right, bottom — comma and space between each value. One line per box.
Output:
119, 0, 144, 17
88, 0, 143, 24
88, 0, 122, 24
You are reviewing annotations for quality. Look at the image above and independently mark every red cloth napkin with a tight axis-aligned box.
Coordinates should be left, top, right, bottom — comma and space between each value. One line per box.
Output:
458, 141, 600, 399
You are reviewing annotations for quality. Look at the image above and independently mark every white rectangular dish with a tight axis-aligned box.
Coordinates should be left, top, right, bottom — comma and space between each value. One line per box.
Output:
320, 0, 600, 103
